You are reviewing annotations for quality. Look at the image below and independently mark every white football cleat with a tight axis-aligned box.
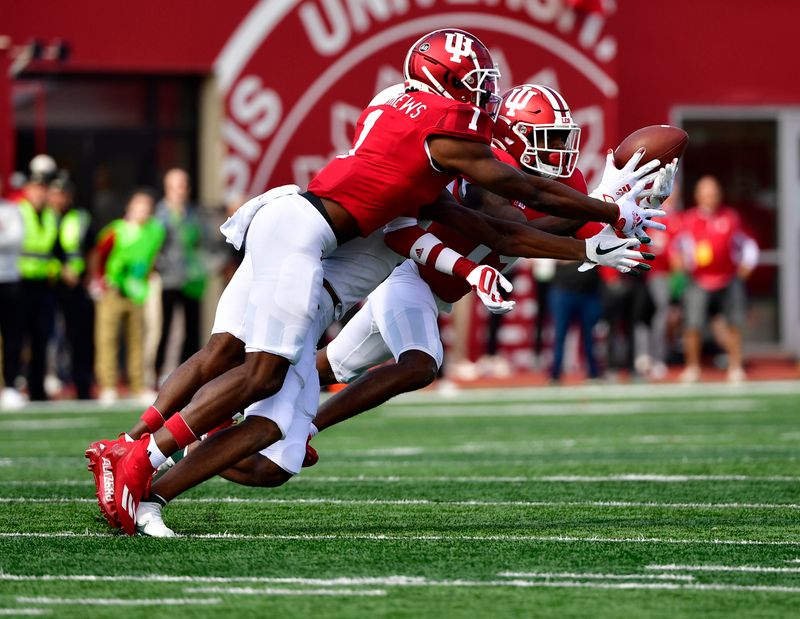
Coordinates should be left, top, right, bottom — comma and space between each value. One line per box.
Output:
135, 500, 177, 537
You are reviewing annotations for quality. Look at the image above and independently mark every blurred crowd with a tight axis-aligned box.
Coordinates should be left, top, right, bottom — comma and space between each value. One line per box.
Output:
444, 175, 759, 385
0, 157, 760, 409
0, 155, 236, 409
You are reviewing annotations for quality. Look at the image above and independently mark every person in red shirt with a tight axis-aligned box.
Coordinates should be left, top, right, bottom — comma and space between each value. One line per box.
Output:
672, 176, 759, 382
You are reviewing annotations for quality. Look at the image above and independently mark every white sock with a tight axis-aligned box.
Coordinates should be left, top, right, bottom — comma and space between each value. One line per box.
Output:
309, 423, 319, 437
123, 433, 134, 442
146, 435, 168, 469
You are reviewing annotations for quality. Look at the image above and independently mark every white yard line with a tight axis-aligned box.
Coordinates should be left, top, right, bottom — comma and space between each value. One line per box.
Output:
188, 581, 800, 594
497, 571, 694, 581
185, 587, 386, 596
0, 611, 50, 617
647, 564, 800, 574
382, 399, 758, 419
4, 497, 800, 510
14, 597, 220, 606
4, 573, 800, 596
0, 573, 694, 585
2, 473, 799, 487
1, 531, 799, 546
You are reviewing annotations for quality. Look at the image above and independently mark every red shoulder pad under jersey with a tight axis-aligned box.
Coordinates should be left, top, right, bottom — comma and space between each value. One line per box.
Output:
492, 146, 520, 169
561, 167, 588, 194
423, 99, 493, 146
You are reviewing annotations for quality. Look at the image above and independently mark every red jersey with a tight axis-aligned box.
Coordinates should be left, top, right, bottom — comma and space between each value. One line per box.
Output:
672, 205, 751, 291
308, 90, 493, 236
419, 148, 588, 303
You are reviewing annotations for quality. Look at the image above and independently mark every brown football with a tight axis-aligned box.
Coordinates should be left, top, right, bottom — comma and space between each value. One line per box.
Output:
613, 125, 689, 170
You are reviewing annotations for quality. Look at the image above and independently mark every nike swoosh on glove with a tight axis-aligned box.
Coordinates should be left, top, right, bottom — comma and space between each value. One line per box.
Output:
581, 225, 655, 274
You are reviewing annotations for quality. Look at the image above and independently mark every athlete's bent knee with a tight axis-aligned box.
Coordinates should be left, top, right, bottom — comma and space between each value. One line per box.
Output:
244, 353, 290, 401
397, 350, 438, 391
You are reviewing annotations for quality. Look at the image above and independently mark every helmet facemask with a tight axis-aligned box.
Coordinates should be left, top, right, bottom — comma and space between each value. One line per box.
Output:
460, 55, 501, 120
514, 123, 580, 178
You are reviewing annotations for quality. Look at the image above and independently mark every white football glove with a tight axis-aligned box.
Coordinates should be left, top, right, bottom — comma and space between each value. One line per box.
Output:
640, 158, 678, 208
466, 265, 515, 314
613, 177, 667, 239
582, 225, 654, 274
590, 148, 661, 203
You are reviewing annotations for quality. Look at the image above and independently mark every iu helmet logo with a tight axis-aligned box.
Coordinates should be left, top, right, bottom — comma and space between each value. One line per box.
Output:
504, 86, 536, 118
443, 32, 474, 63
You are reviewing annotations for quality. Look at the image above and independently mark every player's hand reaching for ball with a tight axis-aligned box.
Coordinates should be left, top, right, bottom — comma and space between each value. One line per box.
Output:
640, 158, 678, 208
465, 265, 515, 315
590, 148, 661, 203
583, 225, 654, 275
612, 177, 667, 241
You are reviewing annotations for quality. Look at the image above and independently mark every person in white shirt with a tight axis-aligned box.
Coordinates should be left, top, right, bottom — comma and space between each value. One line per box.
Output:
0, 194, 25, 409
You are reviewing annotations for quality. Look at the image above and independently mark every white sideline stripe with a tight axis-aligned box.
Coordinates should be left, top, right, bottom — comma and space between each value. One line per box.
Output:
297, 474, 800, 483
497, 571, 694, 581
383, 399, 758, 418
8, 379, 799, 415
2, 532, 799, 546
15, 597, 220, 606
0, 611, 50, 616
4, 497, 800, 511
0, 418, 100, 431
3, 473, 800, 487
186, 587, 385, 597
394, 379, 800, 404
648, 564, 800, 574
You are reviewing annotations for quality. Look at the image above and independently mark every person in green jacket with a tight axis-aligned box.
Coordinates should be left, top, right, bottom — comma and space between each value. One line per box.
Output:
92, 189, 165, 404
18, 170, 59, 401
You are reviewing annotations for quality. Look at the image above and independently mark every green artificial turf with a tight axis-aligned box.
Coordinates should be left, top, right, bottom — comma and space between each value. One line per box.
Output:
0, 381, 799, 618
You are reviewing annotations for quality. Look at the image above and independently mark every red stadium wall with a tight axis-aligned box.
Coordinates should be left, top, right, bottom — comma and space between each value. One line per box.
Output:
613, 0, 800, 137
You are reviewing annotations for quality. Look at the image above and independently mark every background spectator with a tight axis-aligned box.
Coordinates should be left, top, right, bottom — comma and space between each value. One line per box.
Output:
548, 261, 603, 383
672, 176, 760, 383
91, 189, 165, 403
51, 172, 96, 399
17, 168, 59, 401
601, 269, 652, 380
154, 168, 207, 384
0, 185, 25, 409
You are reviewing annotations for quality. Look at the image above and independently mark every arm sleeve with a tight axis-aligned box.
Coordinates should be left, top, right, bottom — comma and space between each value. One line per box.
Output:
382, 222, 476, 278
94, 229, 116, 278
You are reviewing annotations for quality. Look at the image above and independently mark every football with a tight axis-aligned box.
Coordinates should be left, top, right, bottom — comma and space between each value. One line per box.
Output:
613, 124, 689, 169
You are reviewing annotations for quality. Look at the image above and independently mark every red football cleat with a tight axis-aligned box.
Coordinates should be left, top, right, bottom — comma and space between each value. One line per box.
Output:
108, 436, 156, 535
85, 438, 121, 528
302, 435, 319, 468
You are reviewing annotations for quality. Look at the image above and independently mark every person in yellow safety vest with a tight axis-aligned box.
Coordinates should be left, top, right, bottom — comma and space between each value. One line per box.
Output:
17, 169, 59, 401
51, 172, 96, 400
91, 188, 165, 404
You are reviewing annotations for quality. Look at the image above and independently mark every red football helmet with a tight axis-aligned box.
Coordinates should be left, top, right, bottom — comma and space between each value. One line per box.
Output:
493, 84, 581, 178
403, 28, 501, 119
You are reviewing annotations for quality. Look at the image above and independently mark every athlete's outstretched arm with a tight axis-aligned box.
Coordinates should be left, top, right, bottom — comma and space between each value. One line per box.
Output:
428, 136, 620, 224
419, 189, 588, 260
